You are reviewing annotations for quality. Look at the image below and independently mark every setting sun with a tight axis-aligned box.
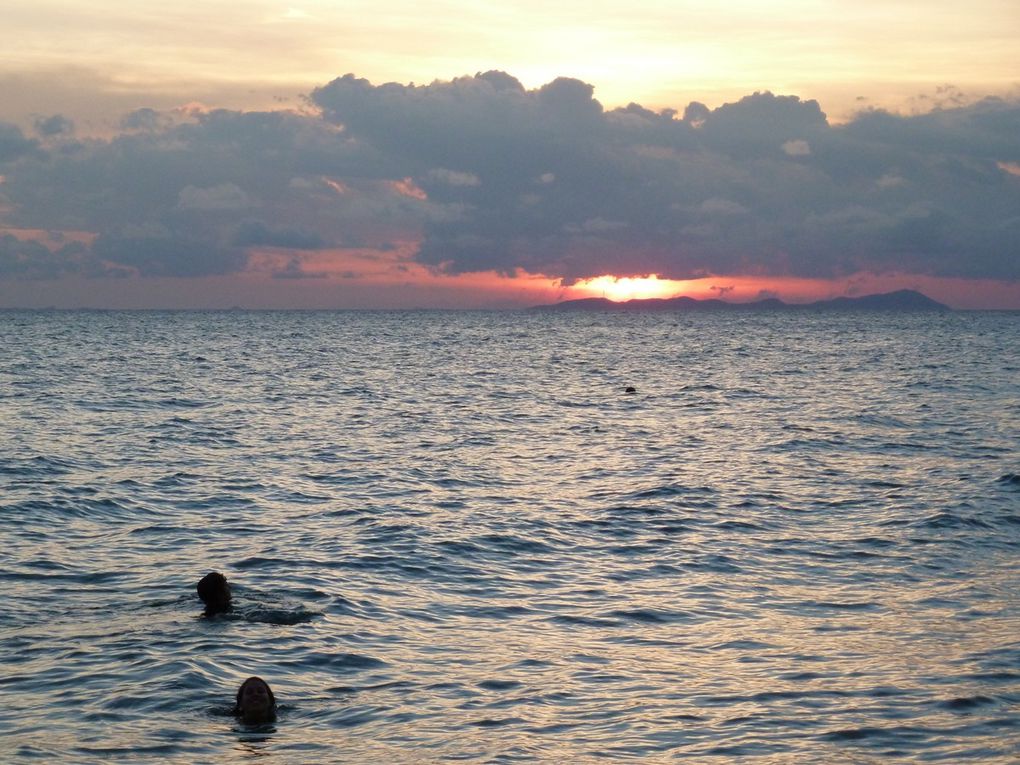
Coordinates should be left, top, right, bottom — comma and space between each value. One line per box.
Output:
568, 274, 689, 301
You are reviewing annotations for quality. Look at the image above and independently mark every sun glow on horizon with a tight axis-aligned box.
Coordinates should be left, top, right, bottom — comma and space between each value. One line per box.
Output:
568, 274, 692, 302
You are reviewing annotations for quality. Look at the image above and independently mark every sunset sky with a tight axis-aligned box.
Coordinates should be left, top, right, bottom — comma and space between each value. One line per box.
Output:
1, 1, 1018, 308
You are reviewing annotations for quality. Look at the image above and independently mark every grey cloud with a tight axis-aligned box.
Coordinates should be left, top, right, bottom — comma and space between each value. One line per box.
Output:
0, 234, 85, 278
312, 76, 1019, 282
697, 198, 748, 216
1, 73, 1018, 284
177, 183, 253, 211
271, 256, 328, 279
696, 92, 827, 158
120, 108, 172, 132
782, 139, 811, 156
426, 168, 481, 187
843, 98, 1020, 162
92, 234, 247, 277
311, 72, 607, 182
233, 220, 327, 249
34, 114, 75, 137
0, 123, 37, 163
0, 107, 383, 277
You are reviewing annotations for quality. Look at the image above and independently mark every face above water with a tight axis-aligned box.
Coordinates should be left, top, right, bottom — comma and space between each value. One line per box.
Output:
238, 678, 273, 719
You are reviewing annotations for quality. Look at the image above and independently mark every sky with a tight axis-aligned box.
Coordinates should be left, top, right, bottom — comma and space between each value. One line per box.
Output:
1, 1, 1018, 308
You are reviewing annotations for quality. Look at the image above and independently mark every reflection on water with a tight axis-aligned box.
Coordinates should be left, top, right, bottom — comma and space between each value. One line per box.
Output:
1, 309, 1018, 762
235, 726, 276, 753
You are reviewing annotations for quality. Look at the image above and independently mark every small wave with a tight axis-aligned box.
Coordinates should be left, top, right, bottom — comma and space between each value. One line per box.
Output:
524, 722, 581, 735
153, 471, 203, 487
603, 608, 693, 625
463, 604, 533, 620
548, 614, 623, 628
781, 423, 816, 432
477, 679, 523, 691
937, 695, 997, 711
821, 726, 882, 741
726, 387, 770, 398
284, 652, 387, 671
6, 497, 146, 523
866, 479, 906, 489
710, 639, 776, 651
961, 671, 1020, 682
765, 436, 847, 452
242, 606, 320, 625
468, 717, 525, 728
327, 680, 414, 696
606, 543, 664, 557
856, 414, 911, 428
477, 534, 555, 555
712, 519, 768, 531
156, 397, 209, 409
235, 556, 292, 569
794, 600, 883, 612
916, 512, 994, 530
0, 454, 79, 477
627, 484, 715, 500
75, 744, 183, 758
685, 554, 742, 574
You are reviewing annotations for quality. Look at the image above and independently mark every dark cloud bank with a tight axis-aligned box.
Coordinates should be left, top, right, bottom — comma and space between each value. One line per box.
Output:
1, 72, 1018, 284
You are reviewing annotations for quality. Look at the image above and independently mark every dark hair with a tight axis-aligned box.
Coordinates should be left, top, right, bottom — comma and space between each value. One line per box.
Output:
235, 676, 276, 712
196, 572, 231, 609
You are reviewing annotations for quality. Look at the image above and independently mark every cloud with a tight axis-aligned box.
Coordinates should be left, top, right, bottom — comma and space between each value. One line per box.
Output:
0, 123, 37, 163
426, 168, 481, 187
0, 233, 86, 278
0, 73, 1018, 284
233, 220, 327, 249
782, 139, 811, 156
120, 108, 173, 132
877, 173, 906, 188
271, 255, 328, 279
33, 114, 75, 137
91, 233, 247, 277
697, 198, 748, 216
177, 183, 253, 211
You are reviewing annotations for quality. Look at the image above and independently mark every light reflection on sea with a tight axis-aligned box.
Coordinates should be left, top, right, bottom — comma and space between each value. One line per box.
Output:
1, 309, 1018, 762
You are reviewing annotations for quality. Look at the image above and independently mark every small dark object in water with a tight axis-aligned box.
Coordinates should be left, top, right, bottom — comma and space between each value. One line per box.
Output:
235, 676, 276, 723
624, 386, 637, 394
197, 571, 232, 614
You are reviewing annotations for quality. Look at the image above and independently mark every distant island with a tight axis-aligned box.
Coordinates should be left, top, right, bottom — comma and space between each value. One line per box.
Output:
532, 289, 950, 312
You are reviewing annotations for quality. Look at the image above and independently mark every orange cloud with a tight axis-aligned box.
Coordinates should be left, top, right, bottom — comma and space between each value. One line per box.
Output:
387, 178, 428, 200
0, 227, 97, 246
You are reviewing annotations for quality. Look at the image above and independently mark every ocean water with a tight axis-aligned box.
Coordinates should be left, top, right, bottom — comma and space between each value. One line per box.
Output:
1, 308, 1018, 763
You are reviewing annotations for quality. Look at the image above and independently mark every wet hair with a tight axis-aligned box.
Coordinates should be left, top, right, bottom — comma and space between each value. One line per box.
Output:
196, 572, 231, 613
235, 676, 276, 721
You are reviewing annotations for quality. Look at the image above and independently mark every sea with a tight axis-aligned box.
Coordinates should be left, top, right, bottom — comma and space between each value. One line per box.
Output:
1, 308, 1018, 763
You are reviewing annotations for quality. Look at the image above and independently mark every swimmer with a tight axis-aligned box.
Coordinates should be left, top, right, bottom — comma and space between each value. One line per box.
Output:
196, 572, 232, 614
235, 676, 276, 723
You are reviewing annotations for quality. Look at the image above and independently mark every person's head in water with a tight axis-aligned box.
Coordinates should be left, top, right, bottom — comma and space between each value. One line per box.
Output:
197, 572, 231, 614
235, 676, 276, 723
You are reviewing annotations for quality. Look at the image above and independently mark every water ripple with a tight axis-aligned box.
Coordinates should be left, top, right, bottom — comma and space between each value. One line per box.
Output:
1, 309, 1018, 762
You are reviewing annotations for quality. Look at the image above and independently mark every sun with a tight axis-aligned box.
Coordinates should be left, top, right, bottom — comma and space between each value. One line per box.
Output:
567, 274, 688, 301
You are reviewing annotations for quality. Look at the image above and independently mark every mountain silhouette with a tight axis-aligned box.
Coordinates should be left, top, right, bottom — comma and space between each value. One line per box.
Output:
533, 289, 950, 312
